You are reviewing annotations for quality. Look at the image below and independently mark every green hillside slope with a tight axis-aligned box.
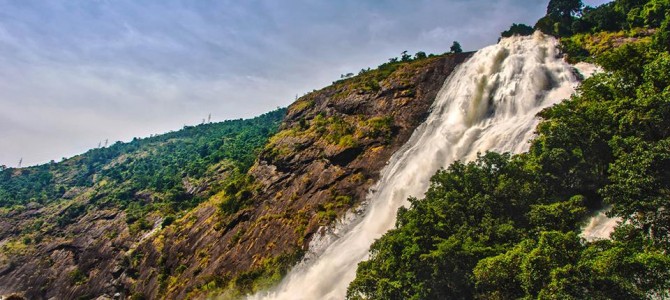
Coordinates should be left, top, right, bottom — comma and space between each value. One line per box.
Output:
0, 108, 284, 240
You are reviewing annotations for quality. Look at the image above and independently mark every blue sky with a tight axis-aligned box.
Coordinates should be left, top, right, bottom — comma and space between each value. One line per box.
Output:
0, 0, 610, 167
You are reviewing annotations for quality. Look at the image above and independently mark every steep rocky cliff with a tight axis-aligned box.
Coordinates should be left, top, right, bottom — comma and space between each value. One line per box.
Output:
0, 52, 470, 299
129, 53, 471, 299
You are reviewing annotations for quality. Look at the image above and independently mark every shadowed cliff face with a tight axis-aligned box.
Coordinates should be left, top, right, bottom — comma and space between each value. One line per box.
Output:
0, 53, 469, 299
128, 53, 471, 299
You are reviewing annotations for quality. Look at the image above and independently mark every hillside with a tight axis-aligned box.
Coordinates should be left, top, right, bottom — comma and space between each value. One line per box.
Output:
0, 51, 471, 299
0, 109, 285, 298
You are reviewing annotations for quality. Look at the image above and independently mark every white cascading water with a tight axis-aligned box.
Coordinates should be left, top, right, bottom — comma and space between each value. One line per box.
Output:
581, 208, 622, 242
249, 32, 585, 300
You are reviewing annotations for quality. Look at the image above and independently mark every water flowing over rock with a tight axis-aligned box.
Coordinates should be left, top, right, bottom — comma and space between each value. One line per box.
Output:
251, 32, 583, 300
581, 208, 622, 242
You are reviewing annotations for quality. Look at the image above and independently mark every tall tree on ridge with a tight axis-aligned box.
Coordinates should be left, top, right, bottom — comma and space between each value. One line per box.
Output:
548, 0, 584, 18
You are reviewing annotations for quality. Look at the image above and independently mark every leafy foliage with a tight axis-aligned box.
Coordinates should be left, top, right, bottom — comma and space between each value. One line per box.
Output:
548, 0, 584, 18
560, 28, 654, 63
450, 41, 463, 53
501, 23, 535, 37
536, 0, 668, 37
347, 150, 587, 300
474, 229, 670, 299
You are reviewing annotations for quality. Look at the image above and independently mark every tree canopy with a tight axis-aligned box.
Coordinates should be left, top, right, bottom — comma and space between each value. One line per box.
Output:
548, 0, 584, 18
450, 41, 463, 53
537, 0, 669, 37
501, 23, 535, 37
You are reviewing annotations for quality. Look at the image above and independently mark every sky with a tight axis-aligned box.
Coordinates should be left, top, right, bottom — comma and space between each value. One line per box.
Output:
0, 0, 610, 167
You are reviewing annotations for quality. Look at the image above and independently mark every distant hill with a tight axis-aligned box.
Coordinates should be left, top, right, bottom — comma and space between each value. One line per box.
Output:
0, 109, 284, 297
0, 109, 285, 210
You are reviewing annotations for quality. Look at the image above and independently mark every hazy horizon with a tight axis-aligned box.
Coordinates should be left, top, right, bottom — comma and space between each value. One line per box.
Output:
0, 0, 610, 167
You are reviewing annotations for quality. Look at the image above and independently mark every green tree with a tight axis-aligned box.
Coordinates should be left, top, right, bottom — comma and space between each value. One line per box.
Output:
450, 41, 463, 53
603, 137, 670, 247
501, 23, 535, 37
582, 2, 624, 31
475, 230, 670, 299
400, 50, 412, 62
535, 15, 558, 34
347, 153, 543, 299
640, 0, 670, 27
548, 0, 584, 18
528, 195, 588, 233
652, 13, 670, 51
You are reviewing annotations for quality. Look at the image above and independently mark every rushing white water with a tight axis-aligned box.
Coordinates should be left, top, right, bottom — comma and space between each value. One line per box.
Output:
250, 32, 583, 300
581, 208, 622, 242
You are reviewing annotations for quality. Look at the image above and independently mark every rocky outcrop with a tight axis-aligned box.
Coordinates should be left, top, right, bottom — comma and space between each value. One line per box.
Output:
129, 53, 471, 299
0, 204, 146, 299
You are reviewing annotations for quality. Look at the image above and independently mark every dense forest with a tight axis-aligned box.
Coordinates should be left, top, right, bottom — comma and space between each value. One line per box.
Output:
347, 0, 670, 299
0, 109, 285, 230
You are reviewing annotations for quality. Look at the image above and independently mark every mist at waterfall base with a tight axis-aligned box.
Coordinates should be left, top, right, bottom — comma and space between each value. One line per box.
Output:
248, 32, 586, 300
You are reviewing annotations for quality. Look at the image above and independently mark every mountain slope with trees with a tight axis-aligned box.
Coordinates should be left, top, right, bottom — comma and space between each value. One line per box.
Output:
0, 109, 285, 298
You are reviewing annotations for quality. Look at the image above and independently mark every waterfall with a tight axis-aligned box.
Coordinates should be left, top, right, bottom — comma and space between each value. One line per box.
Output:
249, 32, 583, 300
581, 208, 622, 242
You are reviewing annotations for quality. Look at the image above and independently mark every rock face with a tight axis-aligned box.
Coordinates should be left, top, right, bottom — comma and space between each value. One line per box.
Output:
0, 53, 470, 299
0, 203, 149, 299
